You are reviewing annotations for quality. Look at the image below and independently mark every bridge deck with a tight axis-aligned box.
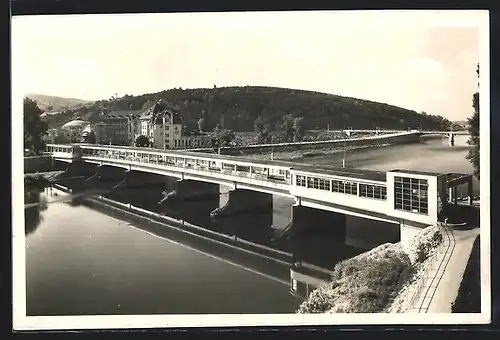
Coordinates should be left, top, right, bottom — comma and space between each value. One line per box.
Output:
74, 143, 388, 182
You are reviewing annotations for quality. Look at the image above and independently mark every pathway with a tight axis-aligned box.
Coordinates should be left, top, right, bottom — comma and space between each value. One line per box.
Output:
411, 226, 480, 313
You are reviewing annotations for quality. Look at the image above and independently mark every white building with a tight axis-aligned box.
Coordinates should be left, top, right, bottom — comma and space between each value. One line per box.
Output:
96, 110, 142, 145
139, 100, 211, 149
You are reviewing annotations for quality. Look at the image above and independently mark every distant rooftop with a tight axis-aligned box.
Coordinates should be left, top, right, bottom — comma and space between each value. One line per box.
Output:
62, 118, 90, 129
444, 172, 472, 183
140, 100, 183, 124
390, 169, 443, 177
101, 110, 142, 119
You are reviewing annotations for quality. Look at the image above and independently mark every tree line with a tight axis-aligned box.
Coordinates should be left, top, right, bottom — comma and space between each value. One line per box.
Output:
41, 86, 457, 134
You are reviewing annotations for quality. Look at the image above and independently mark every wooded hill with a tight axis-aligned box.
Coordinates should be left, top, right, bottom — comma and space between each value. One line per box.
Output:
26, 93, 93, 113
38, 86, 454, 132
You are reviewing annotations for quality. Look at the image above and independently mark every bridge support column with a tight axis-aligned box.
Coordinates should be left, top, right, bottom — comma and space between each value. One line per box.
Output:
56, 161, 98, 191
124, 171, 167, 189
400, 222, 423, 253
178, 180, 220, 201
344, 216, 400, 250
468, 179, 474, 206
163, 179, 220, 202
211, 189, 272, 217
448, 186, 460, 204
448, 133, 455, 146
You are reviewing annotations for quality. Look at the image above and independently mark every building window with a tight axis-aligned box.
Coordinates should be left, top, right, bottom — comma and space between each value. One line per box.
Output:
296, 175, 307, 187
344, 181, 358, 195
332, 180, 358, 195
307, 177, 320, 189
394, 176, 428, 214
359, 184, 387, 200
318, 178, 330, 191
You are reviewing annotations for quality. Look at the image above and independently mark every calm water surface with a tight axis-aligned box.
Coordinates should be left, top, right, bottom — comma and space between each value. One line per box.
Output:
25, 194, 302, 315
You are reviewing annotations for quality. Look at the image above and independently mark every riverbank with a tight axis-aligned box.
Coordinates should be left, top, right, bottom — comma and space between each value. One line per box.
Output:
240, 143, 392, 161
297, 225, 446, 313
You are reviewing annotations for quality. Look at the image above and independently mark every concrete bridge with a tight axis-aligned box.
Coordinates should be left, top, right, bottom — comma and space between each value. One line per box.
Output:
46, 143, 475, 251
188, 130, 463, 155
330, 129, 468, 146
328, 128, 468, 135
196, 130, 427, 155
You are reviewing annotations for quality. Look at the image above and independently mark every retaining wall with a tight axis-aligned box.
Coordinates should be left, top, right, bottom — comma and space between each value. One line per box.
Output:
24, 156, 54, 173
214, 133, 422, 155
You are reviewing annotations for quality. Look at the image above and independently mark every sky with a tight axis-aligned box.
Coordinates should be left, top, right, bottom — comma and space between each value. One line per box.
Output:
12, 10, 487, 121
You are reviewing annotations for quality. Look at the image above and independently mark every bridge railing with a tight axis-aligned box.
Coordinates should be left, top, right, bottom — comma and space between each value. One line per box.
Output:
80, 153, 293, 192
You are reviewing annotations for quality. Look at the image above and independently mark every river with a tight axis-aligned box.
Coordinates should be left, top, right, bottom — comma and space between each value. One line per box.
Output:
24, 134, 477, 316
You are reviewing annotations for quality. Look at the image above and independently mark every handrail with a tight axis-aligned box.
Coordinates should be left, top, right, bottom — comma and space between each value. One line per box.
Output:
408, 220, 457, 313
82, 154, 292, 191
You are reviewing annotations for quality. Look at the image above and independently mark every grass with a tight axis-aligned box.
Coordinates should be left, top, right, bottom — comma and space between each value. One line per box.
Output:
451, 235, 481, 313
297, 248, 415, 313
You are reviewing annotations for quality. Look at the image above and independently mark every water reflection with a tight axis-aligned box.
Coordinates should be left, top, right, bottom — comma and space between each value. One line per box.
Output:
96, 182, 364, 272
24, 189, 47, 236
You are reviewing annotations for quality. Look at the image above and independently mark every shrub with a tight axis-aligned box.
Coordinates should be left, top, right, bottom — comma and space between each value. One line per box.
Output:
298, 248, 415, 314
408, 227, 444, 264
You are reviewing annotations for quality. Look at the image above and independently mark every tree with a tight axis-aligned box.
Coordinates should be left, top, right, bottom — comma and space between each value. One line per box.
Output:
24, 97, 48, 155
135, 135, 150, 147
280, 114, 295, 142
54, 134, 69, 144
293, 116, 305, 142
254, 116, 271, 144
466, 64, 480, 179
197, 117, 205, 133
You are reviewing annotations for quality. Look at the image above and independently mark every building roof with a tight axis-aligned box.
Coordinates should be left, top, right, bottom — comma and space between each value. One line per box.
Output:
101, 110, 142, 119
141, 100, 183, 125
62, 119, 90, 129
390, 169, 443, 177
291, 164, 387, 182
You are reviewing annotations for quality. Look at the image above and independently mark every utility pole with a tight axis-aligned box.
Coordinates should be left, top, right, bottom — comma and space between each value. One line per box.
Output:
163, 114, 166, 150
342, 128, 347, 168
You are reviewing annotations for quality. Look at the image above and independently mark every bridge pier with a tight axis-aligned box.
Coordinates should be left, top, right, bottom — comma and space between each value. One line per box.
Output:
400, 222, 423, 253
211, 189, 273, 217
56, 161, 98, 192
124, 171, 167, 189
448, 133, 455, 146
344, 216, 400, 250
162, 179, 220, 203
